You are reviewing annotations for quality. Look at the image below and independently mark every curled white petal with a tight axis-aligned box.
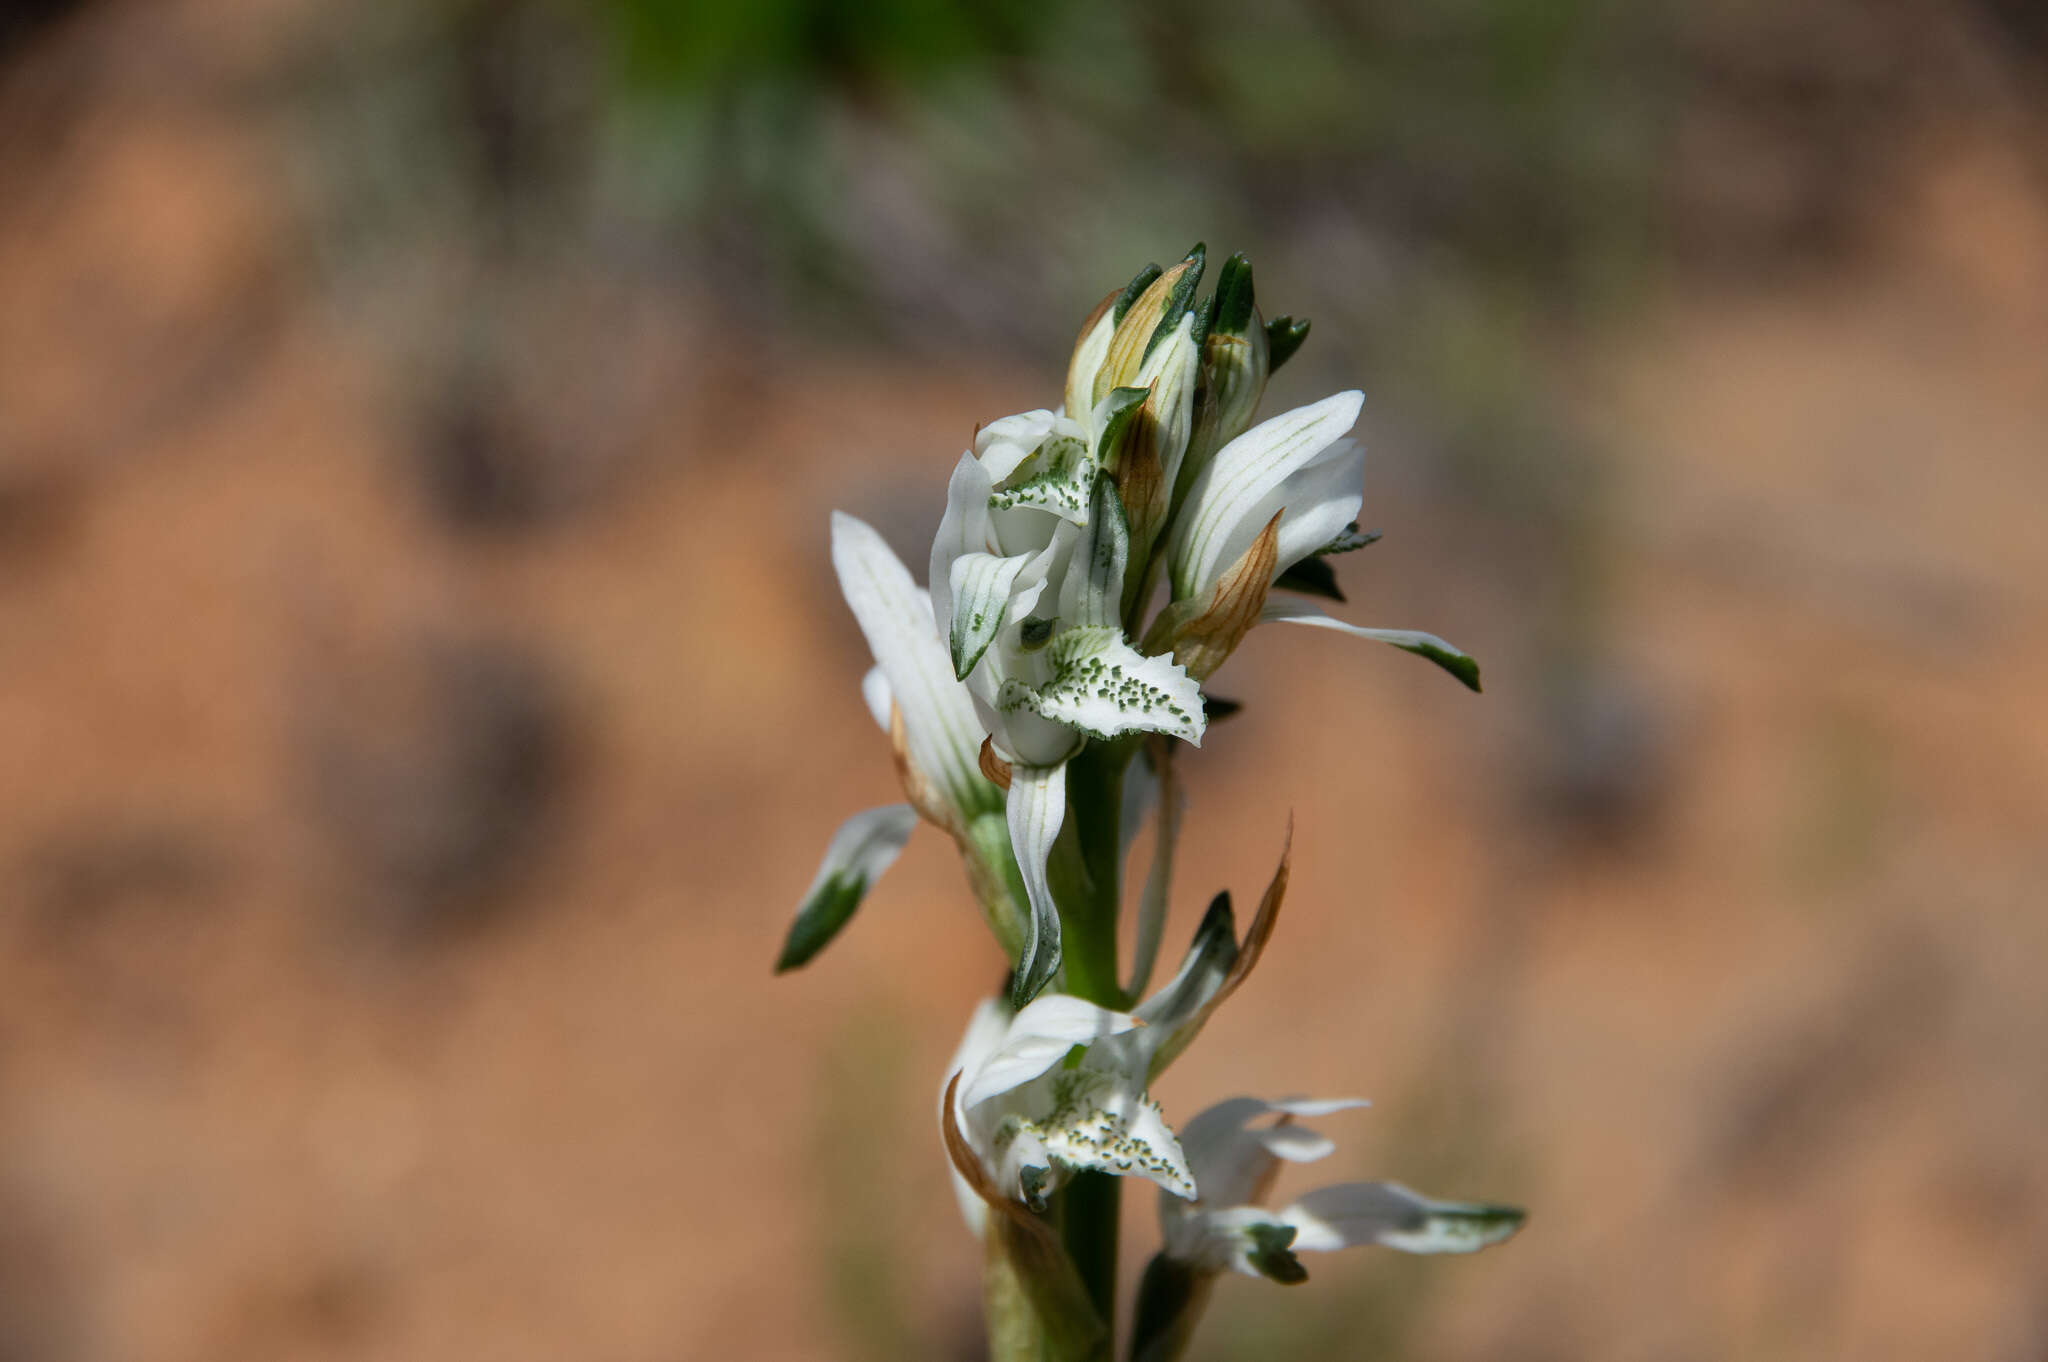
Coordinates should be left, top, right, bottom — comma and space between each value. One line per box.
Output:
1005, 761, 1069, 1006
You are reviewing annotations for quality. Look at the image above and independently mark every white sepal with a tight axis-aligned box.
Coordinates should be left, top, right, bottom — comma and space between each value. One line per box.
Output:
1170, 390, 1364, 599
832, 512, 1000, 820
1259, 598, 1482, 692
860, 666, 892, 733
1281, 1182, 1526, 1255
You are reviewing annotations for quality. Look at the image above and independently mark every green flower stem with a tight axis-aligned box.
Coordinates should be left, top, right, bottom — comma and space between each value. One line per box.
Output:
1049, 738, 1137, 1346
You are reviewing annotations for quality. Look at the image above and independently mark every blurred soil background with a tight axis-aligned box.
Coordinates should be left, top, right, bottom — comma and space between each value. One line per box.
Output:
1, 0, 2046, 1358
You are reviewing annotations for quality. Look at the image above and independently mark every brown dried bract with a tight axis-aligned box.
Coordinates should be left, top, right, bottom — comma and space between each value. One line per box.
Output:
1166, 511, 1281, 680
979, 736, 1014, 791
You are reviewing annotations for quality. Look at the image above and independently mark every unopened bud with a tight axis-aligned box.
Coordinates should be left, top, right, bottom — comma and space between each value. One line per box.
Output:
1094, 244, 1206, 408
1179, 253, 1270, 507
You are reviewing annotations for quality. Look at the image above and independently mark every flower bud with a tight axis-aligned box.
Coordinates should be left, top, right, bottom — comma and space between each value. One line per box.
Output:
1177, 253, 1270, 513
1064, 289, 1118, 423
1093, 245, 1206, 408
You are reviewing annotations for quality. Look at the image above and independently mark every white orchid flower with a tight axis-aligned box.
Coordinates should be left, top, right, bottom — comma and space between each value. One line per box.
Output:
943, 994, 1196, 1233
1160, 1097, 1525, 1283
942, 830, 1296, 1231
929, 384, 1207, 1005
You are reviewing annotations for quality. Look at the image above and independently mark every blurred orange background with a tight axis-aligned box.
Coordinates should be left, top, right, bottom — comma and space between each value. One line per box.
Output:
2, 1, 2045, 1359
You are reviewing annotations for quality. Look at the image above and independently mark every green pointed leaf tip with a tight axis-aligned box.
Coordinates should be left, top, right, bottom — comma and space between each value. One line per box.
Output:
1115, 263, 1164, 324
1245, 1222, 1309, 1285
1266, 316, 1311, 371
1211, 252, 1257, 336
1274, 554, 1344, 602
1142, 244, 1208, 365
774, 870, 867, 973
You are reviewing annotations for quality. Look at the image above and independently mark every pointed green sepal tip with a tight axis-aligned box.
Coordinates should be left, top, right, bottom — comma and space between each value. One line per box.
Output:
1010, 948, 1060, 1010
1266, 315, 1311, 370
1245, 1222, 1309, 1285
1185, 889, 1236, 964
1143, 244, 1210, 364
1399, 637, 1482, 693
1115, 263, 1164, 324
1095, 384, 1151, 469
1211, 252, 1257, 337
773, 871, 867, 973
1274, 554, 1344, 602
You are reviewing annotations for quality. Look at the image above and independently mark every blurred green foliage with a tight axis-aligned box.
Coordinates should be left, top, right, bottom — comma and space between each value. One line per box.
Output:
600, 0, 1063, 91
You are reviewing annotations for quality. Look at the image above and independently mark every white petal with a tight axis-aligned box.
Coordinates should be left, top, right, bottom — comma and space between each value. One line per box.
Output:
1190, 434, 1364, 590
1282, 1181, 1525, 1255
775, 804, 918, 972
976, 409, 1059, 482
1169, 391, 1364, 599
929, 454, 996, 638
860, 667, 892, 733
832, 513, 1000, 820
962, 992, 1140, 1109
1177, 1096, 1370, 1210
1271, 437, 1366, 572
1005, 761, 1068, 1007
947, 550, 1034, 679
1258, 598, 1482, 692
1007, 627, 1204, 745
